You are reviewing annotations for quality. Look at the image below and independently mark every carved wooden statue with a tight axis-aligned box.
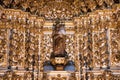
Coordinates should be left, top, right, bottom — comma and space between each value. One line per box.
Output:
52, 19, 66, 57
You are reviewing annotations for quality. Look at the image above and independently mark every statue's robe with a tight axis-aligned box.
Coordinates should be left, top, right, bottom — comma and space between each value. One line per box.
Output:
52, 24, 66, 57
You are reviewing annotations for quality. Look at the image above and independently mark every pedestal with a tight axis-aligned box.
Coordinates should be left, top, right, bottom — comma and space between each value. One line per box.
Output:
51, 57, 66, 70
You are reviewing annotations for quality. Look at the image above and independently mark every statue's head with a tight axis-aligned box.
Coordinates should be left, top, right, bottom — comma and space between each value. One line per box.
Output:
55, 18, 60, 24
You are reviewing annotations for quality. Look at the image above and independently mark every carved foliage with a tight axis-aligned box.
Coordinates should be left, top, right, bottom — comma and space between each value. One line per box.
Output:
42, 34, 53, 60
0, 29, 7, 66
110, 28, 120, 66
25, 29, 39, 69
9, 29, 24, 67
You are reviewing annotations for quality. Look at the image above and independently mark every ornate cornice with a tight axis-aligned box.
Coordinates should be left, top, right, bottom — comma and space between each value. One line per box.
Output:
0, 0, 119, 20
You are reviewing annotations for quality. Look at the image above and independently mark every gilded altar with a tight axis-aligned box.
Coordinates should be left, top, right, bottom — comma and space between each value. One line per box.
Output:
0, 1, 120, 80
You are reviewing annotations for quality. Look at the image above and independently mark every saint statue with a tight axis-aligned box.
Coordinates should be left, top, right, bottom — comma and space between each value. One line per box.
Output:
52, 18, 67, 57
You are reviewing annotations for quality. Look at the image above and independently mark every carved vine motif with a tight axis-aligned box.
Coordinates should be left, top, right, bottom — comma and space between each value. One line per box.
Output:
110, 28, 120, 66
25, 29, 39, 70
0, 29, 7, 66
93, 29, 109, 68
2, 71, 20, 80
66, 34, 75, 55
42, 34, 53, 60
9, 29, 24, 67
